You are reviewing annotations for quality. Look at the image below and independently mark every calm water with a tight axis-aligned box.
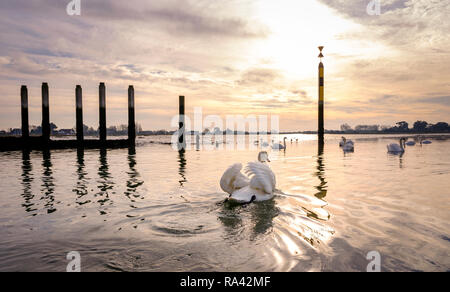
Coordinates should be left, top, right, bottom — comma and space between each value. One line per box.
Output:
0, 134, 449, 272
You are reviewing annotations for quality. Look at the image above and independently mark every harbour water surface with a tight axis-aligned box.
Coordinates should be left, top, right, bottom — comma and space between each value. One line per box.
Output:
0, 134, 449, 271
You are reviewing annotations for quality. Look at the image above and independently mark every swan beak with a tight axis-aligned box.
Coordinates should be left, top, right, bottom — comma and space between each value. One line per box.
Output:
267, 158, 271, 162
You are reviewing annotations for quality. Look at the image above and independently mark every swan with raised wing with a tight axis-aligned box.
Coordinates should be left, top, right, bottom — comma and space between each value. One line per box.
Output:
220, 151, 276, 204
387, 138, 407, 153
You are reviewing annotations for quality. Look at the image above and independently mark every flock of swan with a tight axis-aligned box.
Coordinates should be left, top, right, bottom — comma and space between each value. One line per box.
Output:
254, 137, 290, 150
385, 136, 432, 153
339, 136, 432, 154
220, 135, 433, 204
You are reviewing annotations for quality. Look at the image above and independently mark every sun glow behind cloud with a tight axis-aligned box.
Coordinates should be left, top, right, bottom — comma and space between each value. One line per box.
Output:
0, 0, 448, 131
252, 0, 361, 77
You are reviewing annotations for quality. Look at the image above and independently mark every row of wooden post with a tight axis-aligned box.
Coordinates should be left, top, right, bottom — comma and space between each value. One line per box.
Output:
20, 83, 136, 144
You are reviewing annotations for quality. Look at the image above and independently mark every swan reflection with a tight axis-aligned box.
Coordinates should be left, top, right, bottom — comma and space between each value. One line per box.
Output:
218, 142, 335, 271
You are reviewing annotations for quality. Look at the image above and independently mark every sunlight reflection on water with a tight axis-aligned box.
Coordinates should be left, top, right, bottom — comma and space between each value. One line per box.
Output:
0, 134, 449, 271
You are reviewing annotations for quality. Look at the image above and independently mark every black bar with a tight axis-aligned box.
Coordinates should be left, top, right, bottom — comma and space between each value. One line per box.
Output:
99, 83, 106, 142
21, 85, 29, 139
128, 85, 136, 143
76, 85, 84, 143
42, 83, 50, 142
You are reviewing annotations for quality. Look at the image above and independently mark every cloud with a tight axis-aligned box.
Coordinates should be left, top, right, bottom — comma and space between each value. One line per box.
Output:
415, 96, 450, 106
0, 0, 269, 39
318, 0, 450, 47
237, 68, 282, 86
0, 0, 448, 131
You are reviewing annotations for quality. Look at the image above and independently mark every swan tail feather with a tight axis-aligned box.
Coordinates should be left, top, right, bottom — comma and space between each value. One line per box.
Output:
244, 162, 276, 194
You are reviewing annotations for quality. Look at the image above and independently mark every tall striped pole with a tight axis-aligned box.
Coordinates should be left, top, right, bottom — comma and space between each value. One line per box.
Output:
318, 46, 325, 142
178, 96, 186, 151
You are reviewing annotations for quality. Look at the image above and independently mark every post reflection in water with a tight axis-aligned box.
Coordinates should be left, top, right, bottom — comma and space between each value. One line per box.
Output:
97, 148, 114, 215
74, 148, 90, 206
125, 147, 144, 205
1, 134, 448, 272
21, 150, 36, 214
314, 141, 327, 200
178, 150, 187, 186
41, 150, 56, 214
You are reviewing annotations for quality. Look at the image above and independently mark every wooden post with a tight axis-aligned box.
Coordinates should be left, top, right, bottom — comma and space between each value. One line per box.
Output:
178, 96, 186, 151
128, 85, 136, 143
99, 83, 106, 142
76, 85, 84, 143
21, 85, 29, 139
42, 83, 50, 142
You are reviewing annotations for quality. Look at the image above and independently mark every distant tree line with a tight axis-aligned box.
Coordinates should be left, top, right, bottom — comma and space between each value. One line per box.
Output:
338, 121, 450, 134
0, 123, 143, 136
2, 120, 449, 137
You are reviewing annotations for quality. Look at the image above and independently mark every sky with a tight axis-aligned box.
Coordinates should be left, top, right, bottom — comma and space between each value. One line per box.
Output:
0, 0, 449, 132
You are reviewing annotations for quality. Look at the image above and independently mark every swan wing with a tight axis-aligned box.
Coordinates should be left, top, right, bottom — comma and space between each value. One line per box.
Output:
244, 162, 276, 194
220, 163, 249, 195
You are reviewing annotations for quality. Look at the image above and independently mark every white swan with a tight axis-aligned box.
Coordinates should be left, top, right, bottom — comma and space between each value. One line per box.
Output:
420, 137, 432, 145
339, 137, 354, 152
220, 151, 276, 204
387, 138, 406, 153
272, 137, 287, 150
342, 141, 354, 152
339, 137, 354, 147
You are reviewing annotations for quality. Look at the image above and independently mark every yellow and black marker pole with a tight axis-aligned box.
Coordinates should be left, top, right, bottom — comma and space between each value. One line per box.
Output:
318, 46, 325, 143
